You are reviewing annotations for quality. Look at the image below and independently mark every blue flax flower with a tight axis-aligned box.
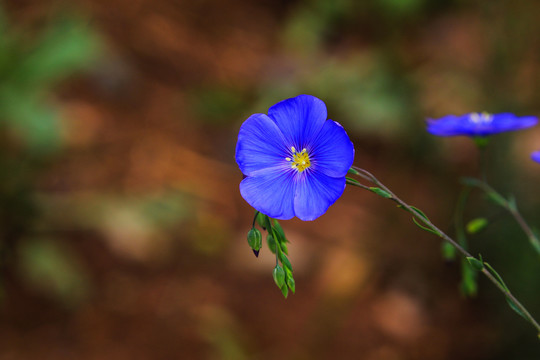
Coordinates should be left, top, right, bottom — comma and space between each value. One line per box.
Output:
532, 151, 540, 164
426, 112, 538, 137
235, 95, 354, 221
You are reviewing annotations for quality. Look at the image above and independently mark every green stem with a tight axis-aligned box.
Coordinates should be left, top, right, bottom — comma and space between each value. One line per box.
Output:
508, 206, 540, 255
346, 177, 371, 191
252, 210, 260, 229
267, 216, 280, 267
349, 166, 540, 335
454, 186, 477, 296
455, 186, 472, 248
479, 142, 488, 182
465, 178, 540, 257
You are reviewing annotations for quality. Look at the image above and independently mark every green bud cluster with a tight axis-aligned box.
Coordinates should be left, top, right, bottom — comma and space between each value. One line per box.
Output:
246, 211, 296, 298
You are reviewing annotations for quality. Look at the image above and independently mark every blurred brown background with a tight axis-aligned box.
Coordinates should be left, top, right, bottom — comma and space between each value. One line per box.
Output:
1, 0, 540, 359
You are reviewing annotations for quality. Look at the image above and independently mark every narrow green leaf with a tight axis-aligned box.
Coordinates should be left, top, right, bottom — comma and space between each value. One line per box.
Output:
397, 204, 441, 237
484, 262, 509, 292
412, 216, 440, 236
507, 195, 517, 211
461, 258, 478, 297
506, 297, 528, 321
530, 228, 540, 255
487, 192, 507, 207
346, 177, 364, 187
347, 168, 360, 175
410, 206, 429, 220
466, 218, 488, 234
369, 187, 392, 199
532, 238, 540, 255
441, 242, 456, 260
466, 257, 484, 271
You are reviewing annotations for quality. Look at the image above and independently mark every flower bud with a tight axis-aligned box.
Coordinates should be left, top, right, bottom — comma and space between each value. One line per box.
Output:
286, 274, 295, 294
267, 234, 277, 254
247, 228, 262, 257
273, 265, 285, 288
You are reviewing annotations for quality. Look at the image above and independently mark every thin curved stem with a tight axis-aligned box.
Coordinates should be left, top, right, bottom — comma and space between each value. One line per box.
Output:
454, 186, 477, 296
464, 178, 540, 257
252, 210, 260, 229
509, 207, 540, 255
479, 144, 488, 182
455, 186, 472, 248
348, 167, 540, 334
346, 177, 371, 191
351, 167, 472, 258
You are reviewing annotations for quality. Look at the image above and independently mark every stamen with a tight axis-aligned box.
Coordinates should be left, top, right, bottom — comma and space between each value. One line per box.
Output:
286, 145, 311, 172
470, 112, 492, 124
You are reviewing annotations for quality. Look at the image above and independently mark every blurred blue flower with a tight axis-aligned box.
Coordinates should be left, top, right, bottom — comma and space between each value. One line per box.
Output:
532, 151, 540, 164
426, 112, 538, 137
235, 95, 354, 221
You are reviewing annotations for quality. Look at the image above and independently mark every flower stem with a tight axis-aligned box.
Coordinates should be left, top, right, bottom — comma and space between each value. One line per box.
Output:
476, 139, 488, 182
454, 186, 478, 296
252, 210, 260, 229
349, 166, 540, 335
508, 206, 540, 256
455, 186, 472, 248
463, 178, 540, 258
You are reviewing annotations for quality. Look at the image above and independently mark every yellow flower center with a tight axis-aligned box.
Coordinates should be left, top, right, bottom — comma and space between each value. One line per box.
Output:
470, 112, 492, 124
286, 146, 311, 172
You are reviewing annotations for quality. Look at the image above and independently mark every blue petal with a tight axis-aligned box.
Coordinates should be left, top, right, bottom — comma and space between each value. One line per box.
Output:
235, 113, 288, 176
309, 120, 354, 178
427, 113, 538, 137
532, 151, 540, 164
293, 171, 346, 221
489, 113, 538, 134
426, 115, 464, 136
268, 95, 327, 149
240, 167, 296, 220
